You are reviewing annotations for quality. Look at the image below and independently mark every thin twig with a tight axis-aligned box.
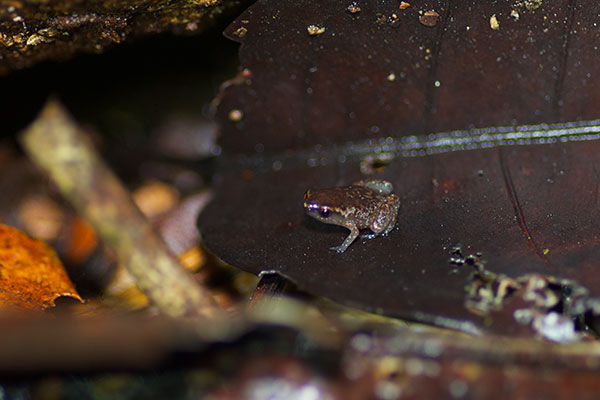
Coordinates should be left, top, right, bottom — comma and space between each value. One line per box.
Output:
20, 100, 219, 318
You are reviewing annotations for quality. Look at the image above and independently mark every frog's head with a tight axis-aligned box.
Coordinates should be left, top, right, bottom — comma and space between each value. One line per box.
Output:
303, 189, 347, 226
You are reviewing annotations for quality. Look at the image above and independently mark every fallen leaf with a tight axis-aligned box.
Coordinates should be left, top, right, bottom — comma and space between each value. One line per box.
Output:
199, 0, 600, 334
0, 224, 82, 310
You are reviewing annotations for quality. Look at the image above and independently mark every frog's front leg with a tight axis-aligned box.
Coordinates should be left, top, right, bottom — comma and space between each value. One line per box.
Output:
369, 194, 400, 236
331, 222, 360, 253
353, 179, 394, 195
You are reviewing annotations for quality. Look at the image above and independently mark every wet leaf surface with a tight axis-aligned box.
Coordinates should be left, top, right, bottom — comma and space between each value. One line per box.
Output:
0, 224, 82, 310
199, 0, 600, 333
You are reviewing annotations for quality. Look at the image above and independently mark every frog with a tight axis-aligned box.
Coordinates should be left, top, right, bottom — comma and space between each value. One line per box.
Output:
303, 179, 400, 253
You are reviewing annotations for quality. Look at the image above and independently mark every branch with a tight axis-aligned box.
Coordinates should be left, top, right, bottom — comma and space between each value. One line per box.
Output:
20, 100, 220, 318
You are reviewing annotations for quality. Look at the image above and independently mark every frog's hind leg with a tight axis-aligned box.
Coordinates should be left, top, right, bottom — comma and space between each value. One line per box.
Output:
370, 194, 400, 236
353, 179, 394, 195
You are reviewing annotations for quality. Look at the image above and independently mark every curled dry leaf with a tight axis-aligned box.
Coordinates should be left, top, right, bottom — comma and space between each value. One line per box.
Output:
0, 224, 82, 310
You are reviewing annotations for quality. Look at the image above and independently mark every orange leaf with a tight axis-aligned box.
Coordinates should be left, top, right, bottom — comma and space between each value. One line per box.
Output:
0, 224, 82, 310
63, 216, 98, 265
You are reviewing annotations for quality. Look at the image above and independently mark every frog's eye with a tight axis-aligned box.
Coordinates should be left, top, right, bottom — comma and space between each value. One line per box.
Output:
320, 207, 331, 218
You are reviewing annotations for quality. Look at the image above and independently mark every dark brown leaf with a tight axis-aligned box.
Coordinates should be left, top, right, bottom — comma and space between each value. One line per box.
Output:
199, 0, 600, 334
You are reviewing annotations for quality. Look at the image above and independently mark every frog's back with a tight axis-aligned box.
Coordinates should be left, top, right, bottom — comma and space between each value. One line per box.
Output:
310, 185, 381, 208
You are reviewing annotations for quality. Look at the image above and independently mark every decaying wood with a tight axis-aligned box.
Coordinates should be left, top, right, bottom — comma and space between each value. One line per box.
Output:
0, 0, 251, 75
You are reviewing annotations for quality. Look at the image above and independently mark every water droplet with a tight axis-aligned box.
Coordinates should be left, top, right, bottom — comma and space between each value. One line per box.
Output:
228, 109, 244, 122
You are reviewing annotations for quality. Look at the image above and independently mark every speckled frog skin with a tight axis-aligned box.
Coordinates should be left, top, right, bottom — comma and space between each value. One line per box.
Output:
303, 179, 400, 253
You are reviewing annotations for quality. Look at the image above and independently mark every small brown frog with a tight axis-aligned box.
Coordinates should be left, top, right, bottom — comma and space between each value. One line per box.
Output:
303, 179, 400, 252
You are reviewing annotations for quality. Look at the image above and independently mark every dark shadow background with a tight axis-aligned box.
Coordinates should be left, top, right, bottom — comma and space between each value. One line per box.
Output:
0, 19, 240, 180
